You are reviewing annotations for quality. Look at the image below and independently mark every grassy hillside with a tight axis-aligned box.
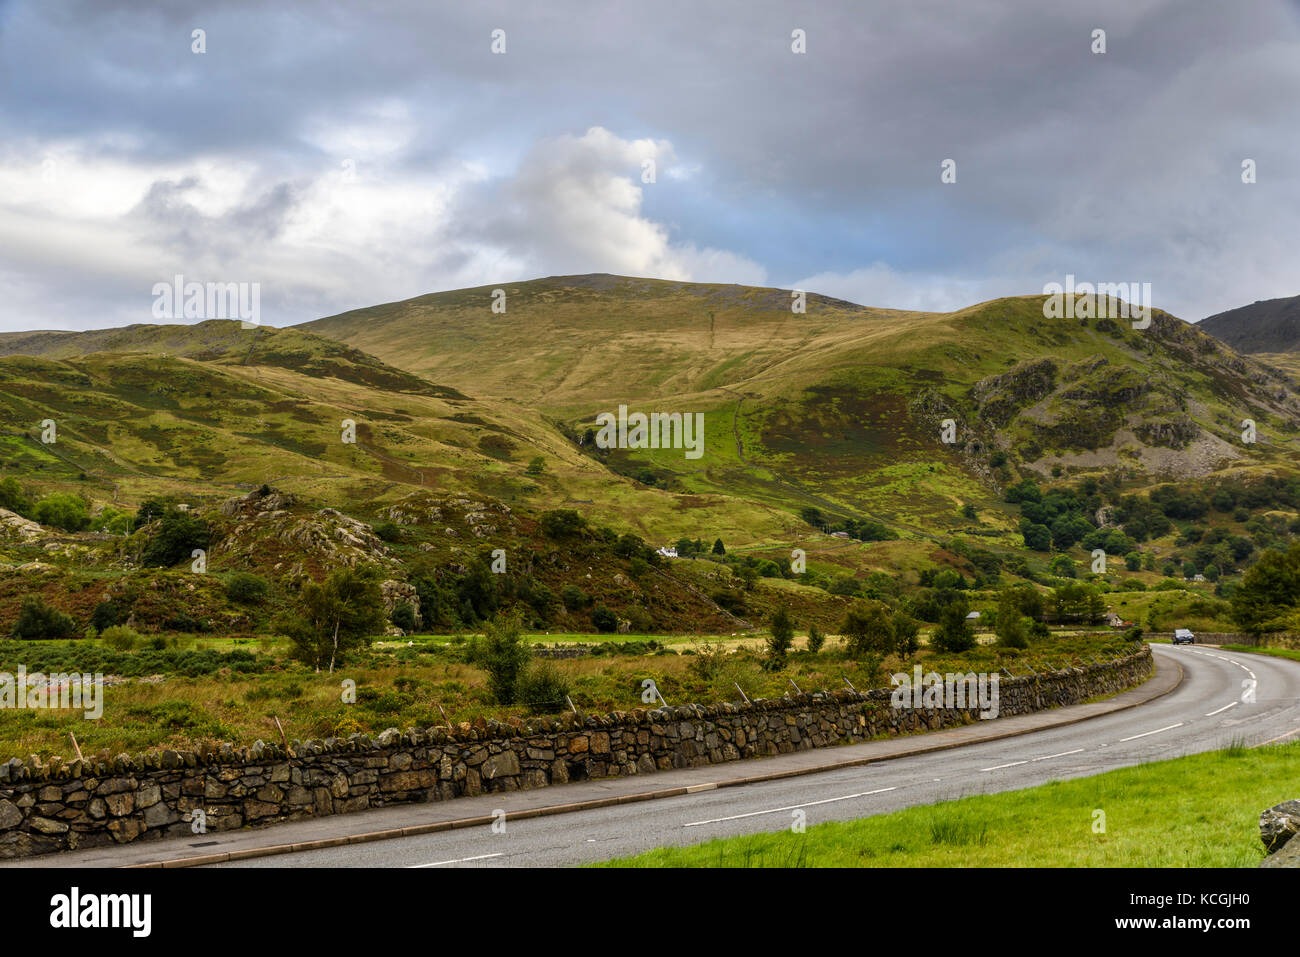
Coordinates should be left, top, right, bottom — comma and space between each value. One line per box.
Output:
303, 276, 1300, 536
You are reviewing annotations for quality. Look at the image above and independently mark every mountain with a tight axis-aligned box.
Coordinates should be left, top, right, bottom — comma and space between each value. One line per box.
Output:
1198, 295, 1300, 354
4, 275, 1300, 636
302, 275, 1300, 533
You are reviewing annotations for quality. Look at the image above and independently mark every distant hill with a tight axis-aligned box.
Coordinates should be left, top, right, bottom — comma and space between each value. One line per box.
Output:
1199, 295, 1300, 354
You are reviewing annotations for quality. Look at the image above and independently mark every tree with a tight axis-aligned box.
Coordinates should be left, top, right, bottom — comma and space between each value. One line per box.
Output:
1021, 521, 1052, 551
525, 456, 546, 476
32, 493, 90, 532
994, 588, 1029, 649
0, 477, 31, 515
766, 607, 795, 669
931, 598, 975, 652
891, 613, 920, 658
590, 605, 618, 633
805, 623, 825, 654
712, 538, 726, 555
468, 612, 532, 704
841, 601, 893, 657
1124, 551, 1143, 572
1049, 554, 1076, 578
140, 509, 210, 567
1231, 543, 1300, 632
279, 566, 386, 671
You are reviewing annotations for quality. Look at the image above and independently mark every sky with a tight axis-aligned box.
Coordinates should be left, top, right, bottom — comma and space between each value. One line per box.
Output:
1, 0, 1297, 332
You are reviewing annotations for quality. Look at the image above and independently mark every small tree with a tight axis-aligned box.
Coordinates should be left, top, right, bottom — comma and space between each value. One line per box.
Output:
892, 613, 920, 658
805, 623, 825, 654
279, 566, 386, 672
140, 509, 210, 567
712, 537, 726, 555
591, 605, 618, 632
994, 588, 1029, 649
931, 599, 975, 652
0, 477, 30, 515
841, 601, 893, 657
766, 607, 795, 668
469, 612, 532, 705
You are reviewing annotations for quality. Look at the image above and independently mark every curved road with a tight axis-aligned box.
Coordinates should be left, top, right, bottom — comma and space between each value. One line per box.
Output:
215, 644, 1300, 868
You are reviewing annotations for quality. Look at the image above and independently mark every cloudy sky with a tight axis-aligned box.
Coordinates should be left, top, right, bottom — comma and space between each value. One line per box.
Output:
1, 0, 1297, 332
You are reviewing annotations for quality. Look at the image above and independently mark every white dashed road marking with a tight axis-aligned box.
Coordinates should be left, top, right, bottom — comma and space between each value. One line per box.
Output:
1119, 722, 1183, 742
683, 787, 897, 827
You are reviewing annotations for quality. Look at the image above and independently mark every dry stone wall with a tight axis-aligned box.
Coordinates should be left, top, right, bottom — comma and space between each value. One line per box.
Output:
0, 646, 1152, 859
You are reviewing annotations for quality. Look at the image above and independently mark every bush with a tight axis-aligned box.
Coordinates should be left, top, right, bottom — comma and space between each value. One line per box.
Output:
591, 605, 618, 633
391, 602, 417, 632
90, 601, 122, 631
225, 572, 269, 604
101, 624, 142, 650
372, 521, 403, 543
32, 493, 90, 532
11, 596, 77, 639
561, 584, 588, 611
517, 661, 571, 714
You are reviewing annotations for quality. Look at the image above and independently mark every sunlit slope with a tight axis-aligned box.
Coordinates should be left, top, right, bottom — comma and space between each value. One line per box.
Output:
303, 278, 1300, 537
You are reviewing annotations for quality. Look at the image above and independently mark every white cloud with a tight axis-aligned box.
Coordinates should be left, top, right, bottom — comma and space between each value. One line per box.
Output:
0, 124, 765, 330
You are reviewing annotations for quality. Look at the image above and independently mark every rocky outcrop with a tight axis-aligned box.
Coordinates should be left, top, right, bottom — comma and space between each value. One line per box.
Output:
0, 508, 44, 544
1259, 799, 1300, 866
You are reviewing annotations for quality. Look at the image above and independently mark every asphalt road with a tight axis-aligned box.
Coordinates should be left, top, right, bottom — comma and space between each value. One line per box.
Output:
213, 644, 1300, 868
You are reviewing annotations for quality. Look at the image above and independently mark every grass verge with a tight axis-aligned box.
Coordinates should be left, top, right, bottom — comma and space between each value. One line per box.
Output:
595, 740, 1300, 867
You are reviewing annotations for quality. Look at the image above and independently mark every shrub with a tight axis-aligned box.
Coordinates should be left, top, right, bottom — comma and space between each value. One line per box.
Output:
101, 624, 142, 650
32, 493, 90, 532
539, 509, 587, 539
12, 596, 78, 639
561, 584, 588, 611
225, 572, 269, 604
391, 602, 417, 632
90, 601, 122, 631
517, 661, 571, 714
591, 605, 618, 633
372, 521, 403, 543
